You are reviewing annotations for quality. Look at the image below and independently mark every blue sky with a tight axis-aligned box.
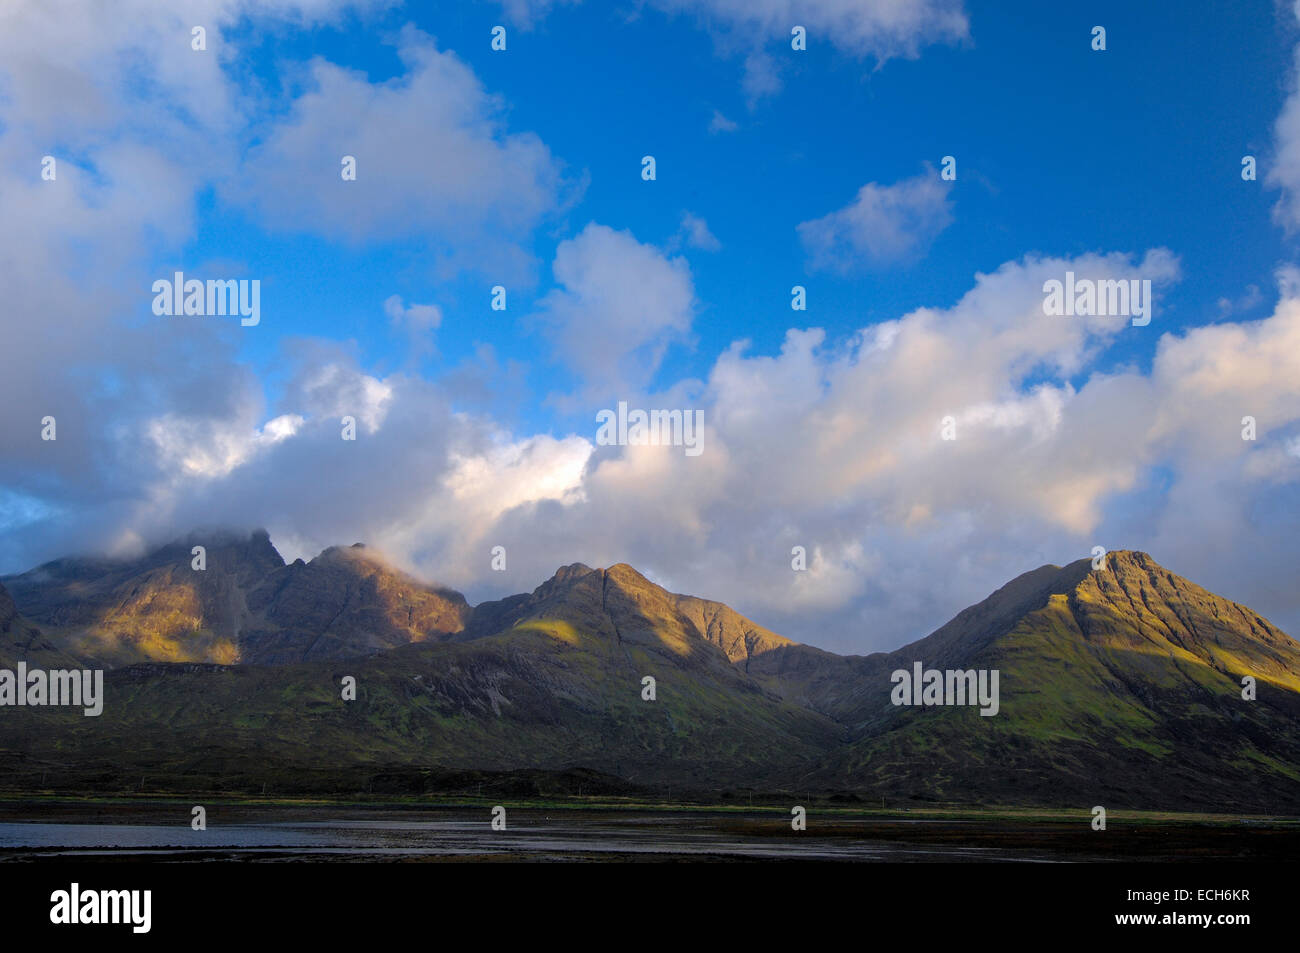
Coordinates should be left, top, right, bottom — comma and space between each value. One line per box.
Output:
186, 0, 1291, 433
4, 0, 1300, 653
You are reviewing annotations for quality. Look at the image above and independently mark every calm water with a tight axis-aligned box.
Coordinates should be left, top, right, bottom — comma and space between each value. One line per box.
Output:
0, 813, 1053, 862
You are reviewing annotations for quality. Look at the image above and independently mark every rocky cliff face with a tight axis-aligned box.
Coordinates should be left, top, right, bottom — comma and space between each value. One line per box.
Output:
0, 580, 83, 669
240, 543, 470, 663
1, 531, 469, 665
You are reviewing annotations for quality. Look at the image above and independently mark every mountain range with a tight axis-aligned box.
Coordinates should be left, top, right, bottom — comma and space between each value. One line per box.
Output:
2, 531, 1298, 812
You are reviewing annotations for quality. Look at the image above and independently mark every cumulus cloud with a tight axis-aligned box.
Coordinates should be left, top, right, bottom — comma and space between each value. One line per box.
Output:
27, 236, 1291, 655
385, 295, 442, 333
486, 249, 1300, 653
533, 222, 696, 398
662, 0, 968, 58
0, 0, 573, 562
488, 0, 968, 101
674, 212, 722, 252
0, 0, 316, 479
8, 243, 1300, 655
798, 170, 954, 272
0, 0, 562, 568
655, 0, 968, 101
160, 365, 590, 584
227, 26, 573, 279
1270, 2, 1300, 231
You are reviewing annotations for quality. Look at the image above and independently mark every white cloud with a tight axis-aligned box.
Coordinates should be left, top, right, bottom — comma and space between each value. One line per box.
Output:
534, 223, 696, 398
708, 109, 739, 133
654, 0, 968, 101
1270, 4, 1300, 231
384, 294, 442, 360
283, 351, 395, 434
798, 170, 954, 272
676, 212, 722, 252
0, 0, 436, 509
385, 296, 442, 333
146, 411, 304, 481
10, 247, 1300, 657
740, 51, 783, 106
485, 0, 968, 102
661, 0, 969, 60
227, 26, 573, 278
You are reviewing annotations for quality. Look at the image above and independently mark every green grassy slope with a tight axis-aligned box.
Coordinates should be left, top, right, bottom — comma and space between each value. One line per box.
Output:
2, 549, 1298, 812
0, 566, 842, 794
809, 553, 1300, 811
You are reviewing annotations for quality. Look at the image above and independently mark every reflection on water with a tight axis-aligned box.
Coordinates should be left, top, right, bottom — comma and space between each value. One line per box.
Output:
0, 814, 1051, 862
